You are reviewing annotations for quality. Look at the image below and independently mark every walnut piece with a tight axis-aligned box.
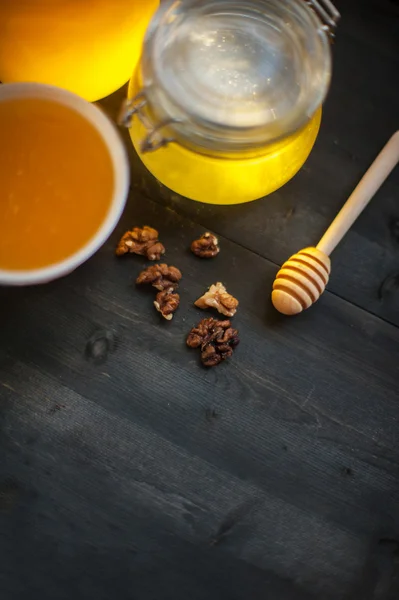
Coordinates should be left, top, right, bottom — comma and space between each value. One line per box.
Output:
116, 226, 165, 261
195, 282, 239, 317
187, 318, 239, 367
191, 233, 220, 258
154, 289, 180, 321
136, 264, 182, 291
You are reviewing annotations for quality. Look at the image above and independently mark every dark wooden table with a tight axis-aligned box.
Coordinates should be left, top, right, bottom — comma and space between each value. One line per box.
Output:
1, 1, 399, 598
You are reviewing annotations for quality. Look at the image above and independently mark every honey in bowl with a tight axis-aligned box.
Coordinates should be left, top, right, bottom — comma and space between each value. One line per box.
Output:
0, 87, 127, 279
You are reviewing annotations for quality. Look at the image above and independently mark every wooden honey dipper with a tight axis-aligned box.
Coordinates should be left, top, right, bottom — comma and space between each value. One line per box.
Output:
272, 131, 399, 316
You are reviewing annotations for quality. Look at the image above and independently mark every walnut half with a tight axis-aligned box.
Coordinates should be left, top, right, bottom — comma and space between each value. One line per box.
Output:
187, 318, 240, 367
116, 226, 165, 261
154, 289, 180, 321
136, 264, 182, 291
195, 282, 239, 317
191, 233, 220, 258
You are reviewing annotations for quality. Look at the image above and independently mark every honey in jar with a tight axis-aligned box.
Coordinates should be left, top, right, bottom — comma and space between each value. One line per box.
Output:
121, 0, 339, 205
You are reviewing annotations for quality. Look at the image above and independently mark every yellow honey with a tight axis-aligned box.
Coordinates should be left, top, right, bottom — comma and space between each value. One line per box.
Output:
129, 74, 321, 205
0, 97, 114, 270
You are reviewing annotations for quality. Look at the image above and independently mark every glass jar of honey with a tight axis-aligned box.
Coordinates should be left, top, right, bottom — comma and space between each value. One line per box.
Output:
120, 0, 340, 205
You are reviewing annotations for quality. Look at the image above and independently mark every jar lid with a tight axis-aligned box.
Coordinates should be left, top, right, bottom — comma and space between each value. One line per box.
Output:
137, 0, 334, 154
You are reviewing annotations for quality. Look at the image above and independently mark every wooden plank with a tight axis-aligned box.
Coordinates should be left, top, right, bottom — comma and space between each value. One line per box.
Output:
1, 193, 399, 599
112, 0, 399, 327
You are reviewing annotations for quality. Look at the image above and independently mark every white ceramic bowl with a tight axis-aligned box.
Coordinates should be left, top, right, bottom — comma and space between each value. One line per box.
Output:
0, 82, 130, 286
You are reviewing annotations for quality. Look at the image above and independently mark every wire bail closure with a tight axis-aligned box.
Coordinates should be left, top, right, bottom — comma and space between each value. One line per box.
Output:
305, 0, 340, 39
118, 91, 178, 154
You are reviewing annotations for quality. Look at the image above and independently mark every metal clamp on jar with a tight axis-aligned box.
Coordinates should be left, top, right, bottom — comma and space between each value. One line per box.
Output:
120, 0, 340, 205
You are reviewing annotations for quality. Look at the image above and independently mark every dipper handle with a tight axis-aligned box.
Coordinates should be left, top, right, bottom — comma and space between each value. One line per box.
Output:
317, 131, 399, 256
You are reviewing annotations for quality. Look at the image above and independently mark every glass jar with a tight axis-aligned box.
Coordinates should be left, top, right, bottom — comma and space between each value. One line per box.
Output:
0, 0, 159, 102
120, 0, 339, 205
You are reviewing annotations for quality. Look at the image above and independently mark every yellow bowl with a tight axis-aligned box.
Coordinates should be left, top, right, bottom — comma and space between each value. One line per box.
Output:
0, 0, 158, 102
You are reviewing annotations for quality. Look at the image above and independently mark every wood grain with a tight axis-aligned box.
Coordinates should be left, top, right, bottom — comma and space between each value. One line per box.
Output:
1, 192, 399, 599
1, 0, 399, 598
